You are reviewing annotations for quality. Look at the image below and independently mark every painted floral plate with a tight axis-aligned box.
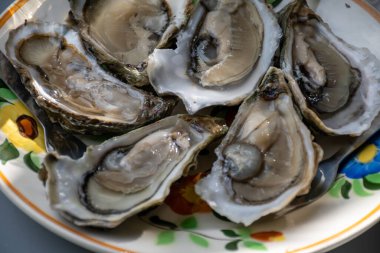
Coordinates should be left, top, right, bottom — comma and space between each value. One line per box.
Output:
1, 0, 380, 253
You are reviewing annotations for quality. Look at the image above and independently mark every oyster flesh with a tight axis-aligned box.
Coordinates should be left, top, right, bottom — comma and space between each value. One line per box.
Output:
69, 0, 195, 86
195, 67, 323, 226
148, 0, 282, 114
280, 0, 380, 136
43, 115, 227, 228
6, 22, 174, 134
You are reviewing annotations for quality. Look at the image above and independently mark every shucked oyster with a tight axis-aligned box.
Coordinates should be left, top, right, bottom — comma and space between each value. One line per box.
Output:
43, 115, 227, 228
6, 22, 174, 134
280, 0, 380, 136
148, 0, 282, 114
196, 68, 323, 226
69, 0, 195, 86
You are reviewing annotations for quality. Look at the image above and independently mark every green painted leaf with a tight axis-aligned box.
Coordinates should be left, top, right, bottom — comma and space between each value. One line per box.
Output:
237, 227, 251, 239
0, 96, 10, 105
31, 153, 41, 167
157, 231, 175, 245
0, 88, 17, 101
352, 179, 372, 197
189, 234, 209, 248
267, 0, 282, 7
225, 240, 241, 251
0, 139, 20, 165
222, 230, 240, 238
23, 152, 41, 173
363, 176, 380, 190
341, 180, 352, 199
243, 241, 267, 251
149, 216, 177, 230
180, 216, 197, 229
329, 177, 346, 198
365, 173, 380, 184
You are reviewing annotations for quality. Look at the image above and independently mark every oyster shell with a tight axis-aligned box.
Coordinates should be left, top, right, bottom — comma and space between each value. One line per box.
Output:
280, 0, 380, 136
195, 67, 323, 226
147, 0, 282, 114
43, 115, 227, 228
69, 0, 195, 86
6, 22, 174, 134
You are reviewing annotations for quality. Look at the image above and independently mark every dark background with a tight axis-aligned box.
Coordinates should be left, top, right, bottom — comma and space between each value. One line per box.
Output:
1, 0, 380, 252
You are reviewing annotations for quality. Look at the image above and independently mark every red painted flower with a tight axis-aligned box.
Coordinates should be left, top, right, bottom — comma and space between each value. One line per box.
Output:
165, 173, 211, 215
250, 231, 285, 242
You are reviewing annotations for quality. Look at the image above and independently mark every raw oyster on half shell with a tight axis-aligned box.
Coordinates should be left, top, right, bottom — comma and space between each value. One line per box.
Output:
43, 115, 227, 228
196, 67, 323, 226
280, 0, 380, 136
69, 0, 195, 86
148, 0, 282, 114
6, 22, 174, 134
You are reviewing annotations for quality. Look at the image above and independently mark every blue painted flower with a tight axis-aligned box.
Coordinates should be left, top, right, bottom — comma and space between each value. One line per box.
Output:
341, 139, 380, 179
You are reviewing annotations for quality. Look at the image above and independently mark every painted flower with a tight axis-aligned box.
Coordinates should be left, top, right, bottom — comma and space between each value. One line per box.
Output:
341, 141, 380, 179
250, 231, 285, 242
165, 173, 211, 215
0, 101, 45, 153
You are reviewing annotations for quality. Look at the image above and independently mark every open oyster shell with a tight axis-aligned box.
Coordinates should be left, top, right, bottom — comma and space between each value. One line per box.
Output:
6, 22, 174, 134
195, 67, 323, 226
43, 115, 227, 228
69, 0, 195, 86
280, 0, 380, 136
147, 0, 282, 114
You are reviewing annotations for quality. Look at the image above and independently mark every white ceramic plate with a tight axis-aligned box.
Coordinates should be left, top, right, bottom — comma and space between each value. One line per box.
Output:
1, 1, 380, 252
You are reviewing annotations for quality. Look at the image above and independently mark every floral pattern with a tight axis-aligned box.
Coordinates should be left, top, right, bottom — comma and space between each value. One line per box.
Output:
330, 132, 380, 199
165, 173, 211, 215
0, 80, 44, 170
0, 80, 44, 152
342, 142, 380, 179
142, 212, 284, 251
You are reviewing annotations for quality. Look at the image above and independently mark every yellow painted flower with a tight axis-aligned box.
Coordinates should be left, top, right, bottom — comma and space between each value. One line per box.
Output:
0, 101, 45, 153
357, 144, 377, 164
342, 141, 380, 179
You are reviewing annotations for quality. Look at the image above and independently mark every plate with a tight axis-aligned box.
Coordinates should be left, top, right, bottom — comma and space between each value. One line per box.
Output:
0, 1, 380, 252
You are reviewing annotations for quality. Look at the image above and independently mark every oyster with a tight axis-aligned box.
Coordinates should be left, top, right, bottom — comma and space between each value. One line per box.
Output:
280, 0, 380, 136
148, 0, 282, 114
195, 67, 323, 226
69, 0, 195, 86
6, 22, 174, 134
43, 115, 227, 228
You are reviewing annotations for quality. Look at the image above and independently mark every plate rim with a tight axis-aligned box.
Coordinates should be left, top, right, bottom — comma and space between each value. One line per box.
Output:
1, 0, 380, 253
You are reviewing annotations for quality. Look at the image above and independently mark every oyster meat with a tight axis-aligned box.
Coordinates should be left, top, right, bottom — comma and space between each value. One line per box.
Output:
69, 0, 195, 86
195, 67, 323, 225
43, 115, 227, 228
148, 0, 282, 114
280, 0, 380, 136
6, 22, 174, 134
